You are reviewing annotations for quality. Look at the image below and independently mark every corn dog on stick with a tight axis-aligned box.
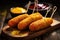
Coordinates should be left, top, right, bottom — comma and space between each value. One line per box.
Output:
8, 14, 29, 27
29, 6, 57, 31
29, 18, 53, 31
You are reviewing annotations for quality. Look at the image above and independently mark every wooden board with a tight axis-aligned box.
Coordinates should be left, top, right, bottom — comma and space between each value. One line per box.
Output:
2, 19, 60, 40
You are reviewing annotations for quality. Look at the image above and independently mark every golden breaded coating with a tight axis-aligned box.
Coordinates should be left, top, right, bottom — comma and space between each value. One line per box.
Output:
18, 12, 43, 30
18, 17, 32, 30
44, 18, 53, 26
8, 14, 29, 27
29, 18, 53, 31
30, 12, 43, 21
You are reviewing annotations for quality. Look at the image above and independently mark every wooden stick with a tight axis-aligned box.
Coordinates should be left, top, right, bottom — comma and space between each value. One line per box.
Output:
32, 0, 36, 13
51, 6, 57, 18
36, 0, 38, 12
45, 8, 52, 17
26, 1, 31, 13
0, 11, 7, 34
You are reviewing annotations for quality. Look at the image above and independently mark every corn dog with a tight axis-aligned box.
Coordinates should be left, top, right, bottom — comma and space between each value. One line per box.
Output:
18, 12, 43, 30
8, 14, 29, 27
29, 18, 53, 31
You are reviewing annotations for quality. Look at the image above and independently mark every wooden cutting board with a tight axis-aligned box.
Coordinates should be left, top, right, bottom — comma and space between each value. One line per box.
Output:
2, 19, 60, 40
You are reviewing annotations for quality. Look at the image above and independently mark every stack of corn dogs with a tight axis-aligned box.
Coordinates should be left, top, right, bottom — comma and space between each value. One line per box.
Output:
8, 12, 53, 31
8, 0, 57, 32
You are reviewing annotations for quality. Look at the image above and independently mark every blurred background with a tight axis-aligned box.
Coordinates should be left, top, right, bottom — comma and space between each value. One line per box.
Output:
0, 0, 60, 16
0, 0, 60, 9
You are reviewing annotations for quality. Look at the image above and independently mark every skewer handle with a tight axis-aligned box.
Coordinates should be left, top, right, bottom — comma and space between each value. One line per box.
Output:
32, 0, 36, 13
0, 11, 7, 34
36, 0, 38, 12
51, 6, 57, 18
26, 1, 31, 13
45, 8, 52, 17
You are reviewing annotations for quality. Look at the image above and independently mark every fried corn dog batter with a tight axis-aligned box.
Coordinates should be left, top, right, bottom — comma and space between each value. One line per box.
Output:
18, 12, 43, 30
29, 18, 53, 31
8, 14, 29, 27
